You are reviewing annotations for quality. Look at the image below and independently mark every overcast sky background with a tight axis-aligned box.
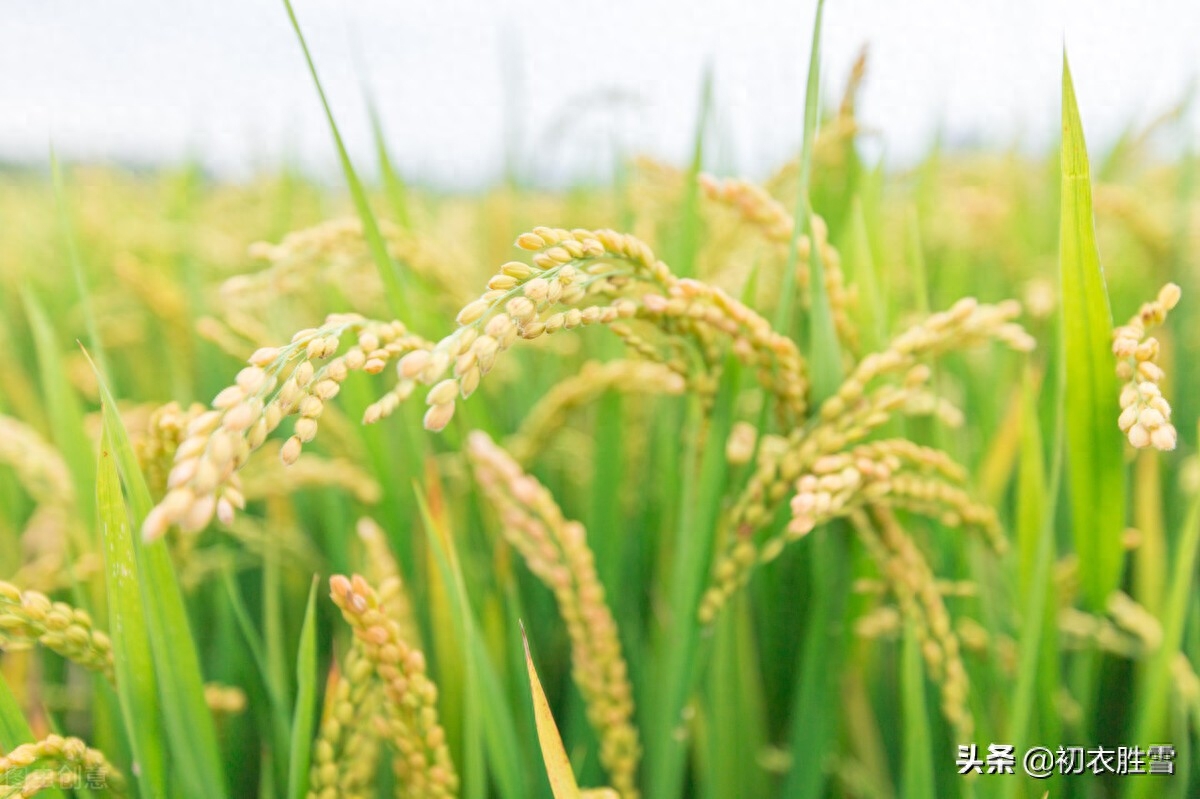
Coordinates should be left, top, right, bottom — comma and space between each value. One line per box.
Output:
2, 1, 1197, 188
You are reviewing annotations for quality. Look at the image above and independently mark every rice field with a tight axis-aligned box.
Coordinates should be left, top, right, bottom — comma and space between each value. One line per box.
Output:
0, 9, 1198, 799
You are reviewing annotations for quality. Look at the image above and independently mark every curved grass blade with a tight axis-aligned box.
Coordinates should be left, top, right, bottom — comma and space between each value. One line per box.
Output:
842, 196, 885, 353
782, 6, 853, 797
0, 675, 33, 751
220, 569, 291, 775
781, 525, 851, 799
1059, 53, 1126, 610
281, 0, 411, 322
670, 66, 712, 279
703, 594, 768, 799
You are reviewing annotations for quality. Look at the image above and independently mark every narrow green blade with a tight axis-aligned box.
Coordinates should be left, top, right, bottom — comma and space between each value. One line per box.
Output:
287, 577, 321, 799
1003, 374, 1063, 799
1059, 53, 1126, 610
900, 621, 934, 799
97, 419, 168, 798
93, 356, 228, 797
281, 0, 411, 322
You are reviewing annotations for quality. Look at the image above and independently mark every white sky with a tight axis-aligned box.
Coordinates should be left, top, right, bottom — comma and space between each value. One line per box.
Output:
2, 1, 1197, 187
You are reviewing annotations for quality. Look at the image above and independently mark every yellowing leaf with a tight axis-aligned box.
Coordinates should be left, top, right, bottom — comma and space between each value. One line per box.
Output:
522, 625, 581, 799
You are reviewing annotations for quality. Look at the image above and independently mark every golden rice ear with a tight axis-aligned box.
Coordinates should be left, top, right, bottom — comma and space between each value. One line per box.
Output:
1114, 283, 1180, 451
231, 217, 478, 322
151, 221, 822, 543
327, 574, 459, 798
702, 298, 1033, 624
308, 639, 385, 798
851, 507, 974, 741
0, 580, 114, 681
0, 735, 126, 795
355, 516, 422, 648
144, 315, 431, 539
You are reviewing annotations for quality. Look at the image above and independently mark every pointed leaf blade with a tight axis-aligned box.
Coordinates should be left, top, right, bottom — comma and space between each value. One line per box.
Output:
1059, 54, 1126, 610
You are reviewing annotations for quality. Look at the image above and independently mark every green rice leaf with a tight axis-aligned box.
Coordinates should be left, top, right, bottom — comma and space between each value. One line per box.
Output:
899, 621, 934, 799
264, 537, 291, 790
1059, 53, 1126, 610
670, 67, 713, 279
473, 625, 532, 799
286, 577, 320, 799
773, 0, 840, 403
97, 418, 168, 798
781, 524, 851, 799
842, 197, 885, 353
703, 594, 768, 799
415, 484, 512, 799
0, 675, 33, 751
772, 0, 830, 386
220, 569, 291, 772
92, 355, 228, 798
281, 0, 411, 322
1002, 373, 1063, 799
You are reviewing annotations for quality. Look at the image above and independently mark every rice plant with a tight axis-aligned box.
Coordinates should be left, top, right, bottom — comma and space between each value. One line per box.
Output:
0, 10, 1197, 799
